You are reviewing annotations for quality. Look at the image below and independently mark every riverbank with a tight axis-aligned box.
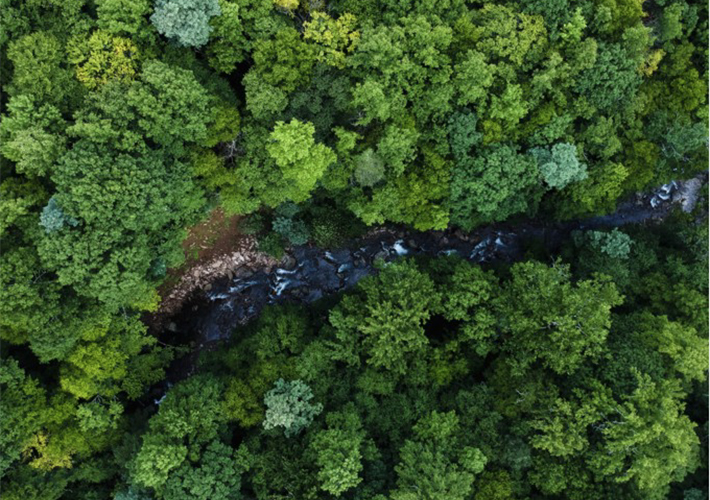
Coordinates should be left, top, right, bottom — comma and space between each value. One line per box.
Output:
150, 173, 706, 354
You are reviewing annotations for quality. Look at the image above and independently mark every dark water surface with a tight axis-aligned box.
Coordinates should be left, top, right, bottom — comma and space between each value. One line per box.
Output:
163, 176, 705, 352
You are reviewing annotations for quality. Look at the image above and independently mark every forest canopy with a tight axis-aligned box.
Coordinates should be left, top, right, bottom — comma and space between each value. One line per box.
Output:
0, 0, 707, 498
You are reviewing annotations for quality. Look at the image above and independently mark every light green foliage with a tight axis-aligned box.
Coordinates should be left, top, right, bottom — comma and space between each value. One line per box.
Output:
377, 123, 419, 176
350, 79, 404, 126
497, 261, 622, 375
309, 407, 365, 496
59, 316, 171, 400
454, 50, 494, 106
0, 245, 80, 360
250, 28, 317, 94
133, 376, 224, 489
488, 83, 530, 132
586, 228, 633, 258
470, 4, 548, 67
589, 373, 700, 494
0, 95, 66, 177
150, 0, 221, 47
0, 179, 47, 235
304, 12, 360, 69
76, 400, 123, 432
67, 30, 139, 90
266, 119, 336, 205
242, 71, 289, 120
531, 142, 588, 189
630, 313, 708, 384
354, 148, 385, 187
557, 162, 629, 218
262, 379, 323, 437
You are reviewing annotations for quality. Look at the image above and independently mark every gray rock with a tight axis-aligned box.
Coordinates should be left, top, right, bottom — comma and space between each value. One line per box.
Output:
280, 254, 297, 270
234, 266, 254, 279
373, 250, 389, 261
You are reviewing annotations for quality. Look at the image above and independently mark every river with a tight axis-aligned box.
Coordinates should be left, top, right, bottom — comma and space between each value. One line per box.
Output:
157, 174, 706, 363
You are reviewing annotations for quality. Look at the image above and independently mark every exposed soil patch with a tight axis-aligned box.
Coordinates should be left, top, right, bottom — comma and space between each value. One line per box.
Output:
147, 208, 277, 330
171, 208, 242, 277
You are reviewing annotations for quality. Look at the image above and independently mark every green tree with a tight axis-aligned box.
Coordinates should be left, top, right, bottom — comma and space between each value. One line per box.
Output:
354, 148, 386, 187
37, 142, 202, 309
328, 260, 441, 374
133, 376, 224, 490
96, 0, 152, 35
589, 373, 700, 495
309, 407, 365, 496
497, 261, 622, 375
150, 0, 221, 47
391, 411, 487, 500
5, 31, 81, 109
530, 142, 588, 189
0, 359, 48, 478
585, 228, 634, 258
163, 441, 250, 500
265, 119, 336, 205
262, 379, 323, 437
304, 12, 360, 69
576, 42, 642, 111
67, 30, 139, 90
0, 95, 66, 178
206, 0, 249, 73
449, 144, 540, 229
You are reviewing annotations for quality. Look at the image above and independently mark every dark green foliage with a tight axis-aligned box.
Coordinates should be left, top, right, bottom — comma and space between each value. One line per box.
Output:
162, 440, 250, 500
257, 232, 285, 259
122, 224, 705, 499
0, 0, 707, 497
450, 144, 540, 228
272, 217, 310, 246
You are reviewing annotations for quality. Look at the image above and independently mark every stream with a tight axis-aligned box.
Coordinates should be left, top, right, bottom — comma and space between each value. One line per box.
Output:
162, 174, 706, 354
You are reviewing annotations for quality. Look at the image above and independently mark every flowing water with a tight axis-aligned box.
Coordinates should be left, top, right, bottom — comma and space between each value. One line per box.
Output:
163, 174, 706, 351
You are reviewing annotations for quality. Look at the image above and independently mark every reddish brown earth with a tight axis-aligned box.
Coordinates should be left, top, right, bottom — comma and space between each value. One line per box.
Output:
148, 208, 276, 330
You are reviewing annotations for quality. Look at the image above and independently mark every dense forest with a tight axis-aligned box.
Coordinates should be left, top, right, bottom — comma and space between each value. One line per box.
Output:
0, 0, 708, 498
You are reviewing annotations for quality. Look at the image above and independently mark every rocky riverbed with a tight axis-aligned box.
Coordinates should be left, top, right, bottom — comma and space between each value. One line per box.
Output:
159, 173, 706, 354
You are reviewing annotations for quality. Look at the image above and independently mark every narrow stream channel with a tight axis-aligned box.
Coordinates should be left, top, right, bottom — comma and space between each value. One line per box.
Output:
161, 174, 706, 356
